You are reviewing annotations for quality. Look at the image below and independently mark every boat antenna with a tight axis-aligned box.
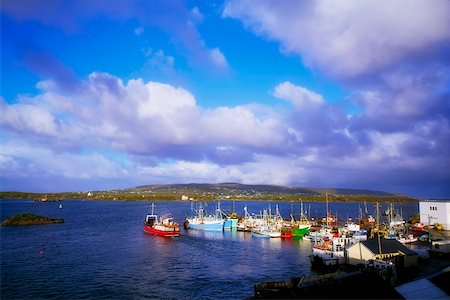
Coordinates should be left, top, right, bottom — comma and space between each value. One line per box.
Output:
400, 202, 403, 220
151, 203, 155, 215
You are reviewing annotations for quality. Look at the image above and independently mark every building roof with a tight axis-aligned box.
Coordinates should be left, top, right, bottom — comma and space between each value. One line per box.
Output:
395, 267, 450, 299
395, 277, 448, 299
362, 237, 418, 256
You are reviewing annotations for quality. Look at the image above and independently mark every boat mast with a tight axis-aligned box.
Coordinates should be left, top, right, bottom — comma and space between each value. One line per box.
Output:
300, 199, 304, 215
151, 203, 155, 215
325, 190, 329, 228
377, 229, 383, 259
375, 202, 380, 229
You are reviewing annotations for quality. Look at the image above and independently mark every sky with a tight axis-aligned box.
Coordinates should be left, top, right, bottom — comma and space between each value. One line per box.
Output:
1, 0, 449, 198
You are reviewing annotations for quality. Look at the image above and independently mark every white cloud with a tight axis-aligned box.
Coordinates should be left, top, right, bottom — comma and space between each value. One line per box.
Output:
0, 99, 59, 136
2, 74, 449, 196
0, 141, 129, 180
273, 81, 324, 111
223, 0, 450, 78
1, 73, 288, 155
209, 48, 229, 69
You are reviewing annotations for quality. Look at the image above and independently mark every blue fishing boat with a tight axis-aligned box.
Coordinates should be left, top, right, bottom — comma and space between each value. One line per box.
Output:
224, 217, 239, 229
217, 201, 239, 230
185, 205, 225, 231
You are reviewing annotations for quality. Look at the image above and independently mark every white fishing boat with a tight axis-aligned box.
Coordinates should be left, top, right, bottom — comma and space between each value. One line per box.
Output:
252, 226, 281, 238
237, 206, 266, 232
310, 236, 358, 270
396, 233, 418, 244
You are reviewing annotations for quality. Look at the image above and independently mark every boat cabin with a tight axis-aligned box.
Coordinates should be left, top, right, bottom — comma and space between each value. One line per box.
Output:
161, 217, 175, 226
145, 215, 157, 226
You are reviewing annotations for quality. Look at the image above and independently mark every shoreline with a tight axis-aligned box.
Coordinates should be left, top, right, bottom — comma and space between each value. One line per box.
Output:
0, 192, 419, 203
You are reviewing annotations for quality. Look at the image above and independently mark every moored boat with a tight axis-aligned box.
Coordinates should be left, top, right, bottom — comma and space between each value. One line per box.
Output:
185, 204, 225, 231
291, 224, 311, 237
310, 236, 358, 271
144, 203, 180, 237
288, 201, 311, 237
224, 217, 239, 229
252, 226, 281, 238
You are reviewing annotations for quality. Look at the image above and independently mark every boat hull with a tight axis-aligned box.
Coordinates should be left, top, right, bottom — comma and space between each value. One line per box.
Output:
309, 254, 340, 271
291, 225, 311, 237
252, 232, 270, 238
143, 223, 180, 237
186, 220, 225, 231
224, 218, 239, 229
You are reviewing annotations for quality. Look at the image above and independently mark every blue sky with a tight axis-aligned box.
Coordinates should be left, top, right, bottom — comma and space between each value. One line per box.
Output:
1, 0, 449, 198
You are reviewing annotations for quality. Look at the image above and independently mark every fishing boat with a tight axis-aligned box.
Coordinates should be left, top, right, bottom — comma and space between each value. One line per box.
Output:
143, 203, 180, 237
252, 226, 281, 238
237, 206, 268, 232
185, 204, 225, 231
310, 236, 356, 270
223, 213, 239, 229
290, 201, 311, 237
217, 202, 239, 229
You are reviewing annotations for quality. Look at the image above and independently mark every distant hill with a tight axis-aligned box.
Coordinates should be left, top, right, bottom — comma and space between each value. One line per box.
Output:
128, 183, 397, 197
1, 182, 413, 202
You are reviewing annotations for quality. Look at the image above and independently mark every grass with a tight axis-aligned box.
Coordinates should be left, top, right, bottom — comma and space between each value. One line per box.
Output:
1, 213, 64, 226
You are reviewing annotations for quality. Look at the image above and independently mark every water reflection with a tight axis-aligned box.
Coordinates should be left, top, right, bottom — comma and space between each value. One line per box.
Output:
1, 199, 419, 300
184, 228, 225, 240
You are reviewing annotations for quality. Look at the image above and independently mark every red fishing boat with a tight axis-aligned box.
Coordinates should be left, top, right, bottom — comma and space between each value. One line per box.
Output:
144, 203, 180, 237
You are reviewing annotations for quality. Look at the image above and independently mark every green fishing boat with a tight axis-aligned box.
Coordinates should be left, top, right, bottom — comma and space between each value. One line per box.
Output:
289, 201, 311, 237
291, 224, 311, 237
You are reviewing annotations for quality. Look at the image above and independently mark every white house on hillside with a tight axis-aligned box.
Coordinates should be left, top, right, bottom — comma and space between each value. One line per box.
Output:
419, 201, 450, 230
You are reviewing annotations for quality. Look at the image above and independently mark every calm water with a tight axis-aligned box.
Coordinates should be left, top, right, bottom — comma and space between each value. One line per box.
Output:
1, 199, 418, 299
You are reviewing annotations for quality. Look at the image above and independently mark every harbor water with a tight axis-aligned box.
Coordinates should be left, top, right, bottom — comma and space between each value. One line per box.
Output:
1, 199, 418, 299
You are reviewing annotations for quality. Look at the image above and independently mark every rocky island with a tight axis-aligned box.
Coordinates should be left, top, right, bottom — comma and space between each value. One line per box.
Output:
1, 213, 64, 226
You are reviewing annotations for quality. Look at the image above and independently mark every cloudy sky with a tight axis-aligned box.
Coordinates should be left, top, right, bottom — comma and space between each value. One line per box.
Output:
1, 0, 449, 198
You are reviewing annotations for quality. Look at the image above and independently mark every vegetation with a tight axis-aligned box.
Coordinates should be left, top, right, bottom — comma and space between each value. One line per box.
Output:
1, 213, 64, 226
0, 182, 418, 203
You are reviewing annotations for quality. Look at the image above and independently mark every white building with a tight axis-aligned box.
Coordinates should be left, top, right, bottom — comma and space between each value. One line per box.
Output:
419, 201, 450, 230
